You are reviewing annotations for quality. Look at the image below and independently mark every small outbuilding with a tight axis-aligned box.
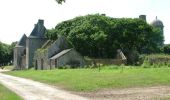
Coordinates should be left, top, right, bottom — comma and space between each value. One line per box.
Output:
50, 48, 85, 68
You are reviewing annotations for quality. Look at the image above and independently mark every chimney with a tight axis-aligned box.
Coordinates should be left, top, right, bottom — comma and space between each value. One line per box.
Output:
38, 19, 44, 26
139, 15, 146, 21
101, 14, 106, 16
37, 19, 44, 36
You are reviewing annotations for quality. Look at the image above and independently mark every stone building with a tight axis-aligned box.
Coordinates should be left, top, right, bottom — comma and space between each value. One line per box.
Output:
13, 34, 27, 69
14, 19, 47, 69
34, 36, 85, 70
14, 19, 85, 70
26, 20, 47, 68
14, 15, 164, 70
50, 48, 85, 69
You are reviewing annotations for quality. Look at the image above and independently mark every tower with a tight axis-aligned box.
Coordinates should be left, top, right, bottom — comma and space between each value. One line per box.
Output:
151, 16, 164, 33
13, 34, 27, 69
26, 20, 47, 68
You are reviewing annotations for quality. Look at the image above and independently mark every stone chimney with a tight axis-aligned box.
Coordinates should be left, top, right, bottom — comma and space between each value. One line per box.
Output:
37, 19, 44, 34
139, 15, 146, 21
38, 19, 44, 25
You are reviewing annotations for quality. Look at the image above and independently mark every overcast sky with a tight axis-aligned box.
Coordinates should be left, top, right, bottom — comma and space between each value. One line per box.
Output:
0, 0, 169, 44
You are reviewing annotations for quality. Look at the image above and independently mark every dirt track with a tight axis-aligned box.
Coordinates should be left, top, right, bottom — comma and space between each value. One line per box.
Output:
76, 86, 170, 100
0, 69, 88, 100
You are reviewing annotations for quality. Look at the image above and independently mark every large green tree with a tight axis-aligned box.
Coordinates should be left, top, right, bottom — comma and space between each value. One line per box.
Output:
46, 14, 164, 60
163, 44, 170, 54
55, 0, 65, 4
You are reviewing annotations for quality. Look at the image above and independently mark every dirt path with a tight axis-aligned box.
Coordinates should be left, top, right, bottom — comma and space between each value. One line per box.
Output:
0, 71, 88, 100
0, 69, 10, 72
77, 86, 170, 100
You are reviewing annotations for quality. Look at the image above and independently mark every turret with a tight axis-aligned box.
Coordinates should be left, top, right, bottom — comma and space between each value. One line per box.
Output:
151, 16, 164, 33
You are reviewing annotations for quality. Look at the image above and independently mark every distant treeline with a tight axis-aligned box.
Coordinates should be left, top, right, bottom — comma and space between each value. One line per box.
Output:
0, 42, 16, 67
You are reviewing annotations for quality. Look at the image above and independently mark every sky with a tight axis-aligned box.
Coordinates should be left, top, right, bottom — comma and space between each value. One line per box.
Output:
0, 0, 169, 44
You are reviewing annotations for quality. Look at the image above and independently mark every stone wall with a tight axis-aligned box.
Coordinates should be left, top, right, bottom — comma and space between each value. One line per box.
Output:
21, 55, 26, 69
143, 55, 170, 66
26, 37, 47, 68
88, 59, 127, 66
34, 48, 50, 70
13, 46, 25, 69
48, 36, 71, 58
34, 37, 72, 70
87, 49, 127, 66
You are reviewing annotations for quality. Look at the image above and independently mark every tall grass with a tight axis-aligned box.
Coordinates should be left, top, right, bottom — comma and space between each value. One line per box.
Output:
141, 54, 170, 68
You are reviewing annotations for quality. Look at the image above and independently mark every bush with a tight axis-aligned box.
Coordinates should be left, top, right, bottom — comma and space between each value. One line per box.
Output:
141, 54, 170, 68
125, 50, 140, 65
163, 44, 170, 54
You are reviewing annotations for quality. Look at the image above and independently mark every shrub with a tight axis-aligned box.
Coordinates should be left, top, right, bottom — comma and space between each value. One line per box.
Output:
163, 44, 170, 54
141, 54, 170, 68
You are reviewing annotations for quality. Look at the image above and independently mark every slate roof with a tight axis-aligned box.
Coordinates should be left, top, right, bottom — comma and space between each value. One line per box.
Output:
151, 19, 164, 27
151, 17, 164, 27
50, 49, 72, 59
29, 19, 46, 38
16, 34, 27, 47
41, 40, 54, 49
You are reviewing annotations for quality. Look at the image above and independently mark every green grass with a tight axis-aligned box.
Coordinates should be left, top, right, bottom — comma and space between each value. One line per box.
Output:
0, 83, 22, 100
4, 66, 170, 92
3, 66, 15, 70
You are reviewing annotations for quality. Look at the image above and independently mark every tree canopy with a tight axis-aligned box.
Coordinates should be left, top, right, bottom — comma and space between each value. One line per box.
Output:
163, 44, 170, 54
46, 14, 164, 59
55, 0, 65, 4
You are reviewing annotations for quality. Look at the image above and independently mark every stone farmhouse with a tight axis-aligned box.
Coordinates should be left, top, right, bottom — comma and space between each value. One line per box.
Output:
14, 20, 85, 70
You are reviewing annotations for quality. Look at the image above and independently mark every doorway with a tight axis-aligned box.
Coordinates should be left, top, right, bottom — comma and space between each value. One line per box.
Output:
41, 59, 44, 70
35, 60, 38, 70
55, 59, 58, 68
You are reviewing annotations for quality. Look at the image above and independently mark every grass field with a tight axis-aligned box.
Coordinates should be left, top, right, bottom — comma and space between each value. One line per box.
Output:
3, 66, 15, 70
0, 83, 22, 100
4, 66, 170, 92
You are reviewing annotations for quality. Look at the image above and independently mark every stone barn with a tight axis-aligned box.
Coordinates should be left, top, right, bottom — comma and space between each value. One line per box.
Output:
50, 48, 85, 68
34, 36, 85, 70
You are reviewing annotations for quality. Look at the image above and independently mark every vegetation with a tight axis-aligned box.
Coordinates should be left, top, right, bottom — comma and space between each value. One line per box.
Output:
141, 54, 170, 67
0, 42, 16, 68
55, 0, 65, 4
3, 66, 15, 70
0, 83, 22, 100
46, 14, 163, 64
5, 66, 170, 92
163, 44, 170, 54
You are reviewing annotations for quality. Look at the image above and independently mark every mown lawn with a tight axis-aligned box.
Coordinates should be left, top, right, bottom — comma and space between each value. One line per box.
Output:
0, 83, 22, 100
4, 66, 170, 92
